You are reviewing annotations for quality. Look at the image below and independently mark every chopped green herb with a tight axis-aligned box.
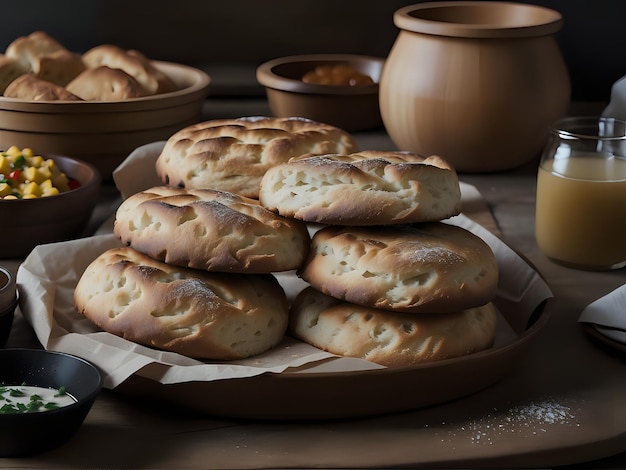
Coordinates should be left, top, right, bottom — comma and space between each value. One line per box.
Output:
0, 385, 74, 414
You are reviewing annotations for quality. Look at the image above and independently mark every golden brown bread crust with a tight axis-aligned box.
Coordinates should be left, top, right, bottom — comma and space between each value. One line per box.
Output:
66, 66, 148, 101
298, 223, 498, 313
6, 31, 85, 86
82, 44, 177, 94
289, 287, 498, 367
155, 116, 359, 199
0, 55, 28, 94
4, 73, 81, 101
31, 49, 85, 86
114, 186, 311, 273
258, 151, 461, 225
74, 246, 289, 360
6, 31, 66, 68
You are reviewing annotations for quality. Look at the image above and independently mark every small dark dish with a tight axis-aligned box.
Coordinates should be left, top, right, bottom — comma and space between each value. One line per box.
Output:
256, 54, 384, 131
0, 291, 18, 348
0, 154, 101, 258
0, 348, 102, 457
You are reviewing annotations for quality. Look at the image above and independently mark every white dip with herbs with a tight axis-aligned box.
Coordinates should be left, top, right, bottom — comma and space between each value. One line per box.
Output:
0, 385, 77, 413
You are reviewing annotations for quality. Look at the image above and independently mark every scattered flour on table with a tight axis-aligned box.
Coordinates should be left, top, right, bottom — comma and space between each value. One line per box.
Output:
427, 396, 581, 447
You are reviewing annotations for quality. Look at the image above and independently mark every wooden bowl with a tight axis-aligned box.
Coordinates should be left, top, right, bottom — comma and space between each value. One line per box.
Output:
256, 54, 384, 131
0, 155, 101, 258
0, 62, 210, 179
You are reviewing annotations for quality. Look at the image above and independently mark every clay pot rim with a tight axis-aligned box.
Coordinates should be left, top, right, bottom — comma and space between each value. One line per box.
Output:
394, 1, 563, 38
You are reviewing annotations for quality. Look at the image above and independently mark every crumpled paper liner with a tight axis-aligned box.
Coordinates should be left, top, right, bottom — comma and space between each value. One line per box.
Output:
16, 143, 554, 390
579, 283, 626, 344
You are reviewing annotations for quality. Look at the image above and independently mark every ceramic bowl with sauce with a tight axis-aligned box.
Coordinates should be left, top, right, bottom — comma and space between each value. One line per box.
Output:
0, 348, 103, 457
256, 54, 385, 131
0, 153, 101, 259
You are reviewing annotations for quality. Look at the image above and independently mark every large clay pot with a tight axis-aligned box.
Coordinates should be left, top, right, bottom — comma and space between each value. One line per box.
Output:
379, 1, 571, 172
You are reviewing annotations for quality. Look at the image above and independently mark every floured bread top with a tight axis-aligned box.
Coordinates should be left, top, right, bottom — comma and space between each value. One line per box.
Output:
298, 223, 498, 313
259, 150, 461, 225
74, 246, 289, 360
155, 116, 359, 198
289, 287, 497, 367
114, 185, 310, 273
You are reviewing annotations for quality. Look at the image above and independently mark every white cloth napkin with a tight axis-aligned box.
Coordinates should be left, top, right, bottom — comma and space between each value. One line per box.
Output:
603, 75, 626, 120
578, 283, 626, 343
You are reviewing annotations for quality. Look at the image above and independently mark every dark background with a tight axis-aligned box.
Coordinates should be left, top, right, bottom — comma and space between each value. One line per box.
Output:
0, 0, 623, 102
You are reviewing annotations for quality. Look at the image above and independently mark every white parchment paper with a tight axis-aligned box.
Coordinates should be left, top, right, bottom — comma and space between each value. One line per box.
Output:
16, 143, 554, 389
579, 283, 626, 344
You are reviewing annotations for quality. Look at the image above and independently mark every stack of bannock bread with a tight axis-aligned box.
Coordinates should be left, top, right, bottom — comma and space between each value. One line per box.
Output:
74, 116, 500, 367
0, 31, 177, 101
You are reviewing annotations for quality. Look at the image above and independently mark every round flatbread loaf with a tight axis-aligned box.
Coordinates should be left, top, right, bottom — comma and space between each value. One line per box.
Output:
289, 287, 497, 367
259, 151, 461, 225
155, 116, 359, 198
298, 223, 498, 313
74, 246, 289, 360
114, 186, 310, 273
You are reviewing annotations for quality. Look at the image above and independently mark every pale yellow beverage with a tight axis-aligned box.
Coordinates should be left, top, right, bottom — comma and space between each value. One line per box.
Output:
536, 154, 626, 269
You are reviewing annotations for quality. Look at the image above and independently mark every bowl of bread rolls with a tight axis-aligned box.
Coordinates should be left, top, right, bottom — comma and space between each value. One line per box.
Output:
0, 31, 211, 179
256, 54, 384, 131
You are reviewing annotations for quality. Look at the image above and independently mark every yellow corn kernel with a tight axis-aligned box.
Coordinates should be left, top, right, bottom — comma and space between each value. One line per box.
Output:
27, 155, 44, 168
21, 181, 41, 197
5, 145, 20, 156
0, 182, 11, 197
0, 156, 10, 175
22, 166, 38, 183
42, 186, 60, 197
22, 148, 34, 158
21, 193, 37, 199
51, 174, 70, 191
2, 194, 18, 200
36, 166, 51, 183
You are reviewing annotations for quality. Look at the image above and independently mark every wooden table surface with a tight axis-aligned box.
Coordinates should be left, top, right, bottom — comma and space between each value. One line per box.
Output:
1, 98, 625, 469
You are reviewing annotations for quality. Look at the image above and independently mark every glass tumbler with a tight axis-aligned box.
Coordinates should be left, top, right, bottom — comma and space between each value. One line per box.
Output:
535, 116, 626, 270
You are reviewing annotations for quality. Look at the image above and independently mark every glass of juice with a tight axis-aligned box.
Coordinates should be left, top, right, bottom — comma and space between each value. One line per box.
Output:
536, 116, 626, 270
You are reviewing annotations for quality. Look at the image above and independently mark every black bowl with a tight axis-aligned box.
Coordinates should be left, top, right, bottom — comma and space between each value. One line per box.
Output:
0, 348, 103, 457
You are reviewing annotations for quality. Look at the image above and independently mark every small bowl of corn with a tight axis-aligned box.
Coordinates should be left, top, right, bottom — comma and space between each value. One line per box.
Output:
0, 146, 101, 258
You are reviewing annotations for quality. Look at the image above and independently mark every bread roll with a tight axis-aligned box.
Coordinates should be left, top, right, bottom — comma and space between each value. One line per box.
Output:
66, 66, 147, 101
74, 246, 289, 360
82, 44, 177, 94
33, 49, 86, 86
290, 287, 497, 367
155, 116, 359, 199
5, 31, 84, 85
259, 151, 461, 225
0, 55, 28, 94
298, 223, 498, 313
114, 186, 310, 273
6, 31, 66, 68
4, 73, 81, 101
